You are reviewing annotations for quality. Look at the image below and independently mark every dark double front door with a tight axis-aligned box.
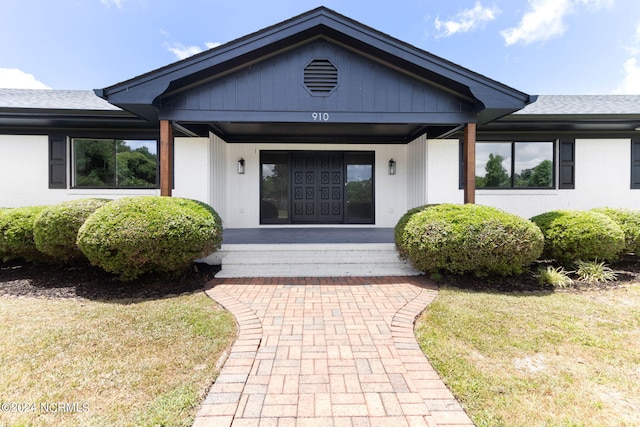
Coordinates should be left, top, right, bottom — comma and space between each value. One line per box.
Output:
260, 151, 374, 224
291, 152, 344, 223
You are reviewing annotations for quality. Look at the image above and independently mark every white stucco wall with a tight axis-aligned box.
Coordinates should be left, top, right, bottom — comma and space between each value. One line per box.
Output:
425, 138, 463, 205
3, 133, 639, 224
0, 134, 160, 208
0, 135, 53, 207
223, 142, 408, 228
172, 137, 211, 204
423, 138, 640, 219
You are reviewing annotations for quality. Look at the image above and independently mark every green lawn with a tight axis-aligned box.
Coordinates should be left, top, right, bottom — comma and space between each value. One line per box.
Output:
416, 284, 640, 427
0, 292, 236, 427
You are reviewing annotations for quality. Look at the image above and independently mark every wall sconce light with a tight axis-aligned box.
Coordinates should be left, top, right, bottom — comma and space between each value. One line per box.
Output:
388, 158, 396, 175
237, 158, 245, 174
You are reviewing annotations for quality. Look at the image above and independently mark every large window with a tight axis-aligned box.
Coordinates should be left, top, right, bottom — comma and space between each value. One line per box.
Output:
72, 138, 158, 188
475, 141, 554, 189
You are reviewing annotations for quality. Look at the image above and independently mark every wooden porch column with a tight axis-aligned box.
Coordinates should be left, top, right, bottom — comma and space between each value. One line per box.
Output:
160, 119, 173, 197
463, 122, 476, 204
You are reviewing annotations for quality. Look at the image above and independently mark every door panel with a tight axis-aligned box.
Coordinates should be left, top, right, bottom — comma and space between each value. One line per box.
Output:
292, 152, 344, 223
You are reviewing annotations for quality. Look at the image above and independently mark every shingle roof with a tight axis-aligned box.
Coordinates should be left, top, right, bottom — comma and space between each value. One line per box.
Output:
3, 90, 640, 122
514, 95, 640, 116
0, 89, 120, 111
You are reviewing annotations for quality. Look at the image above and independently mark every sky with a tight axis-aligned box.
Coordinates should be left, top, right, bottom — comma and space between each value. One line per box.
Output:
1, 0, 640, 95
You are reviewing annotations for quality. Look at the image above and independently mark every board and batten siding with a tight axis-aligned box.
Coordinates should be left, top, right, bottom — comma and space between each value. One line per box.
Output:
211, 133, 228, 220
160, 39, 474, 120
407, 135, 428, 208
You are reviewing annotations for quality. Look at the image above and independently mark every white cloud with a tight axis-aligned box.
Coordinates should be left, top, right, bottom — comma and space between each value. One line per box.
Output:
100, 0, 124, 9
501, 0, 614, 46
615, 24, 640, 94
166, 43, 204, 60
435, 2, 501, 37
0, 68, 51, 89
501, 0, 573, 46
614, 58, 640, 94
634, 23, 640, 45
166, 41, 222, 60
578, 0, 613, 11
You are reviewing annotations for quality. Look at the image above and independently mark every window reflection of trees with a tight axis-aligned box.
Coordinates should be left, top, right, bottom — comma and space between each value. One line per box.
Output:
476, 142, 553, 188
261, 161, 289, 220
346, 161, 373, 223
73, 139, 158, 188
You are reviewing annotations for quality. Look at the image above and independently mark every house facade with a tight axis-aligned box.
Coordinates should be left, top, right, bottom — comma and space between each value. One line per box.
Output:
1, 7, 639, 226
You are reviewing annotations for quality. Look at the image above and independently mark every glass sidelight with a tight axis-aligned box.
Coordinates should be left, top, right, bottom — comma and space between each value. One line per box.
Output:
345, 152, 374, 224
260, 151, 289, 223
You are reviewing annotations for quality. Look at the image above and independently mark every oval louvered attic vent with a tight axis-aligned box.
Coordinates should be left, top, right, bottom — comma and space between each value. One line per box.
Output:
304, 59, 338, 95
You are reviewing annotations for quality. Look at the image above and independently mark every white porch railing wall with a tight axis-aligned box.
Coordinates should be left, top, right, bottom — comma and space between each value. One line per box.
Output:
407, 134, 428, 209
210, 132, 228, 222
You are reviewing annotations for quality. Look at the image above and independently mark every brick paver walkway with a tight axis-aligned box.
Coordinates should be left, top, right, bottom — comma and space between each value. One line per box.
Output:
194, 277, 474, 427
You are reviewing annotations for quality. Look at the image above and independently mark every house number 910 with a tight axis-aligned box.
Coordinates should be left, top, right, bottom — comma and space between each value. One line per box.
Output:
311, 112, 330, 121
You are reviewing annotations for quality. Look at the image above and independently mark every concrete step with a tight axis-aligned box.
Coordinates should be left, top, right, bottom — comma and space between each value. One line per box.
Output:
201, 243, 421, 278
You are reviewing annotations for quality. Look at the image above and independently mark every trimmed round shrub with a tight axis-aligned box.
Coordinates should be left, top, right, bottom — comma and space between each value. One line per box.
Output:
400, 204, 544, 276
531, 210, 625, 264
394, 204, 438, 257
592, 207, 640, 255
0, 208, 10, 260
0, 206, 48, 261
33, 198, 112, 262
77, 196, 222, 280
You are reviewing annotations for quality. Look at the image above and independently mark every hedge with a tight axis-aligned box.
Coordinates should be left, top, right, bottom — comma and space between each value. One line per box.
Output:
394, 204, 438, 257
530, 210, 625, 264
591, 207, 640, 255
77, 197, 222, 280
0, 206, 48, 261
399, 204, 544, 276
33, 198, 111, 262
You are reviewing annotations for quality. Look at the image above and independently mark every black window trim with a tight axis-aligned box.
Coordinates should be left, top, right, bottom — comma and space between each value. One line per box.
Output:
70, 137, 161, 190
460, 139, 558, 190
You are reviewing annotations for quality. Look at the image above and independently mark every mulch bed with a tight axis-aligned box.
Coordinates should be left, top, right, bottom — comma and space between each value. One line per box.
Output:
1, 256, 639, 300
434, 255, 640, 293
0, 259, 220, 301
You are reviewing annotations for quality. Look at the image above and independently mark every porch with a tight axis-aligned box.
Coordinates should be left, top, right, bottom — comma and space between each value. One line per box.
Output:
203, 228, 421, 278
221, 227, 395, 244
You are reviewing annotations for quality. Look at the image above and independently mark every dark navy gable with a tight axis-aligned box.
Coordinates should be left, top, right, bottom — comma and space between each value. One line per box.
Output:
97, 7, 533, 142
160, 39, 474, 119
